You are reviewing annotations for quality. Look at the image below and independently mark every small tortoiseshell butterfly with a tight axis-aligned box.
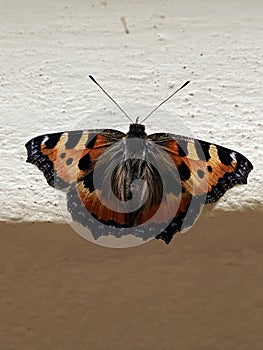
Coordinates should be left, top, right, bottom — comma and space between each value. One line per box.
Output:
25, 77, 253, 244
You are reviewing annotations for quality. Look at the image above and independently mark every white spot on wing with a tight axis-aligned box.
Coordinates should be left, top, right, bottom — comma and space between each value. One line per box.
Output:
230, 152, 237, 162
42, 135, 49, 144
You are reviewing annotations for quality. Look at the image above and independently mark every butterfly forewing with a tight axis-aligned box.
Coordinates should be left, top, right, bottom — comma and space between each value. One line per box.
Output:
25, 129, 125, 190
149, 133, 253, 203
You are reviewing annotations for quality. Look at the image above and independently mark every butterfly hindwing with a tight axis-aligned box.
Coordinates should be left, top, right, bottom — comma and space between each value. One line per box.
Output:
67, 135, 183, 241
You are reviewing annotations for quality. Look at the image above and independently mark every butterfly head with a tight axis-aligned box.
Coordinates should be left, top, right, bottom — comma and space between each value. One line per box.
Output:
126, 123, 147, 138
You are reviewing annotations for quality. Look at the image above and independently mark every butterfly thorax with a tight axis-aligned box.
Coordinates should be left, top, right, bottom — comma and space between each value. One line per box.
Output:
126, 123, 147, 139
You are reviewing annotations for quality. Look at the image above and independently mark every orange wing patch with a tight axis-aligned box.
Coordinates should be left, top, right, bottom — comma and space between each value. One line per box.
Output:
40, 131, 92, 186
158, 136, 252, 203
25, 130, 124, 190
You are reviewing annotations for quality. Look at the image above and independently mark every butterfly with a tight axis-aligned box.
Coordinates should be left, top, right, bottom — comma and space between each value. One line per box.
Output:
25, 77, 253, 244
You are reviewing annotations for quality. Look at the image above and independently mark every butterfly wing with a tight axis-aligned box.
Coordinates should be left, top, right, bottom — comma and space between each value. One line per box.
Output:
148, 133, 253, 243
149, 133, 253, 202
25, 129, 125, 190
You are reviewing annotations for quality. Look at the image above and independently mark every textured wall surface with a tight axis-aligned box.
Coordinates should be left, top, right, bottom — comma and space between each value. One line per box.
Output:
0, 0, 262, 223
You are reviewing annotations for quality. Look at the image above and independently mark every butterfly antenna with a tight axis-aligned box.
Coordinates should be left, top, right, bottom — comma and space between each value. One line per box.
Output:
141, 81, 190, 124
89, 75, 134, 123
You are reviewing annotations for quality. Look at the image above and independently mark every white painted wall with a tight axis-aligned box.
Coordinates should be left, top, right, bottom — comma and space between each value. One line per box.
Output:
0, 0, 262, 223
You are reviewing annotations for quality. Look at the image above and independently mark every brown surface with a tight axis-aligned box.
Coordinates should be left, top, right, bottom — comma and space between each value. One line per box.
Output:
0, 211, 263, 350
